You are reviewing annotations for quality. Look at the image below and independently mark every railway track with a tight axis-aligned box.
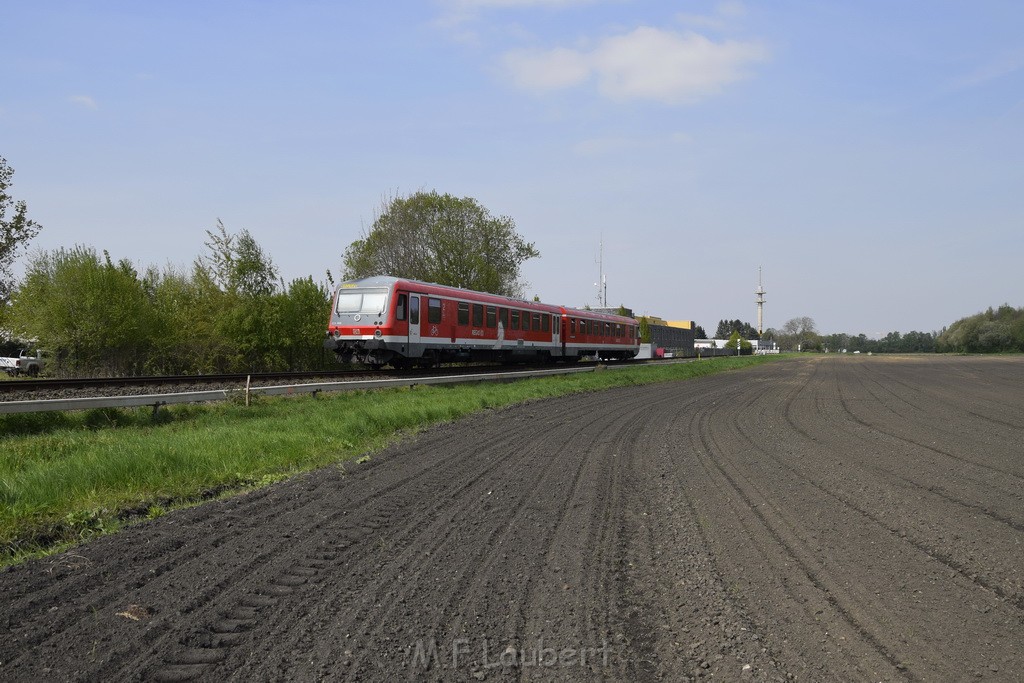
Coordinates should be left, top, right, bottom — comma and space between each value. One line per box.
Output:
0, 359, 687, 394
0, 368, 399, 393
0, 363, 563, 395
0, 361, 668, 411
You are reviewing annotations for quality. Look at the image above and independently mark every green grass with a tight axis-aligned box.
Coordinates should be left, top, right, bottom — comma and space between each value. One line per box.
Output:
0, 355, 782, 565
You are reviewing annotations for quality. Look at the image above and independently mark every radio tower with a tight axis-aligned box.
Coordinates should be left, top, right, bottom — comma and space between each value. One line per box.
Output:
595, 236, 607, 308
756, 267, 766, 335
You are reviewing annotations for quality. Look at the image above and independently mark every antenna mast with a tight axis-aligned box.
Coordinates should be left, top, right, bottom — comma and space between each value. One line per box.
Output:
595, 236, 607, 308
756, 267, 766, 335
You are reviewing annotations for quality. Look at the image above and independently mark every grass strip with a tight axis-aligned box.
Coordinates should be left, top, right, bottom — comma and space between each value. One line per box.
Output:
0, 355, 782, 565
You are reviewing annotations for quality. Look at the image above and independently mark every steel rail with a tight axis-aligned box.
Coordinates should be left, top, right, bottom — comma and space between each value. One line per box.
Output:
0, 366, 599, 415
0, 363, 566, 393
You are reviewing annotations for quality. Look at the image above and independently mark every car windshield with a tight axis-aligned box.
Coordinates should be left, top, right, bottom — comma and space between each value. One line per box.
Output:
336, 288, 389, 316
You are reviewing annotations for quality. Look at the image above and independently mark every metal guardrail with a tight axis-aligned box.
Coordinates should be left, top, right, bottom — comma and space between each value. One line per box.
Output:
0, 366, 599, 415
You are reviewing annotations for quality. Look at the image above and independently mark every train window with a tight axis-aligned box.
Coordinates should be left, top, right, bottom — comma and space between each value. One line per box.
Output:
542, 314, 550, 332
604, 322, 611, 337
428, 298, 442, 324
570, 318, 576, 335
499, 308, 509, 329
410, 296, 419, 324
336, 288, 388, 315
511, 310, 520, 330
396, 294, 407, 321
472, 304, 484, 327
457, 302, 470, 326
532, 312, 541, 331
521, 311, 531, 331
486, 306, 496, 328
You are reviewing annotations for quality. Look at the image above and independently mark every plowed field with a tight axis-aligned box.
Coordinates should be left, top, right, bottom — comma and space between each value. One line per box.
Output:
2, 356, 1022, 682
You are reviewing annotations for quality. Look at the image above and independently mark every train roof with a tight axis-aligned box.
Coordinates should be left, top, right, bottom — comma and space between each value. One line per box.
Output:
338, 276, 636, 324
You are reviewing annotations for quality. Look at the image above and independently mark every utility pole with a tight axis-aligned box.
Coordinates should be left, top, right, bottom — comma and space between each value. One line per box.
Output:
595, 236, 607, 308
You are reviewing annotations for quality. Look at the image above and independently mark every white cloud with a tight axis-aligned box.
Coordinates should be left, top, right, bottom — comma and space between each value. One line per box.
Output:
501, 27, 767, 104
69, 95, 98, 110
502, 46, 591, 90
593, 28, 766, 103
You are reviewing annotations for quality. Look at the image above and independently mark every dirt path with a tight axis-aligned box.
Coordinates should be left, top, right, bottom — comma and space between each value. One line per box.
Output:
2, 356, 1022, 681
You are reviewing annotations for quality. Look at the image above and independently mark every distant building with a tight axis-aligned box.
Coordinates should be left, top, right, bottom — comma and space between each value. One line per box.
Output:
695, 339, 780, 354
638, 316, 696, 354
593, 306, 633, 317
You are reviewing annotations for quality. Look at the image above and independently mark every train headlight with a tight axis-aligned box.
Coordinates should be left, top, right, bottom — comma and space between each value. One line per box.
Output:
374, 329, 383, 338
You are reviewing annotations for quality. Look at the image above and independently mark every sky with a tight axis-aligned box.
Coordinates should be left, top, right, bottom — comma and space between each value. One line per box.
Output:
2, 0, 1022, 337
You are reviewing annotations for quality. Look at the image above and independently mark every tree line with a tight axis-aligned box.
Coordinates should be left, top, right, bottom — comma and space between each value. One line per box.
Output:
3, 221, 334, 377
715, 319, 759, 340
935, 305, 1024, 353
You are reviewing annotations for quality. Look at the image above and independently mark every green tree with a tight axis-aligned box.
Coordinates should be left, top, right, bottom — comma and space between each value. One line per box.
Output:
937, 304, 1023, 353
342, 191, 539, 297
141, 264, 234, 374
198, 219, 279, 297
10, 247, 156, 375
638, 316, 652, 343
724, 330, 752, 352
194, 221, 286, 371
277, 276, 332, 370
774, 316, 819, 351
0, 157, 42, 305
715, 319, 759, 339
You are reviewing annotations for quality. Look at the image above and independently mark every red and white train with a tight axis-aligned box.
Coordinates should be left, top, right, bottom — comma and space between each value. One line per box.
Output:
325, 276, 639, 368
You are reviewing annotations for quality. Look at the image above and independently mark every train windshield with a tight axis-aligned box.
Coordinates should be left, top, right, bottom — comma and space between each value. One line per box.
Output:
336, 288, 389, 316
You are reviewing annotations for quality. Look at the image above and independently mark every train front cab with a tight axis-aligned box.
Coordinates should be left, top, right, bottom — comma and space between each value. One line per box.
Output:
326, 280, 406, 368
327, 281, 511, 368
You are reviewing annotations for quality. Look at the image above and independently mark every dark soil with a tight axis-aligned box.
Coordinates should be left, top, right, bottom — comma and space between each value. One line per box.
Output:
1, 356, 1022, 682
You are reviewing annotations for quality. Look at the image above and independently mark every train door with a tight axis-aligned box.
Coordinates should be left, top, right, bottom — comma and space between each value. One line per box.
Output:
551, 313, 561, 355
408, 295, 421, 351
560, 315, 568, 356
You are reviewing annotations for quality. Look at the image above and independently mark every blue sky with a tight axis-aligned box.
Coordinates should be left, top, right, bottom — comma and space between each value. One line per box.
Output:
2, 0, 1021, 336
